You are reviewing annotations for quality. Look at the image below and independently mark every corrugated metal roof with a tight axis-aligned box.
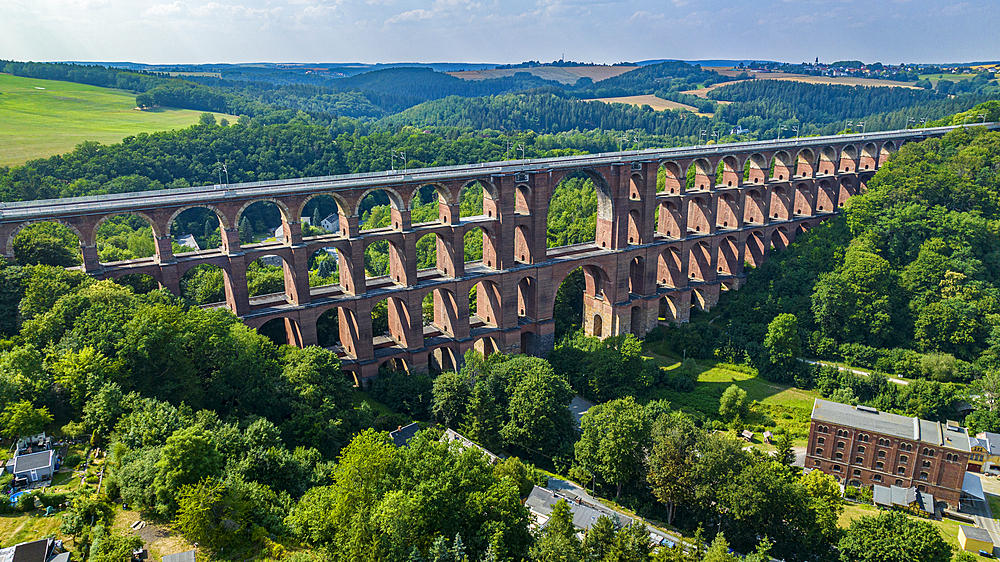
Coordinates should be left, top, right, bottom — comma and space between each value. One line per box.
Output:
525, 486, 633, 531
811, 399, 971, 451
162, 550, 196, 562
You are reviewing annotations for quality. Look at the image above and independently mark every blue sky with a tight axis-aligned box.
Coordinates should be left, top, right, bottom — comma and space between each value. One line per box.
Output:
2, 0, 998, 65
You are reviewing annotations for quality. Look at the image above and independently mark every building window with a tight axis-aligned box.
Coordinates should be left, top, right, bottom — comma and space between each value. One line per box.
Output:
903, 443, 912, 452
899, 455, 908, 464
855, 457, 864, 464
922, 460, 931, 468
897, 466, 905, 475
876, 461, 884, 470
918, 485, 926, 492
853, 469, 861, 477
818, 425, 829, 434
815, 448, 824, 456
833, 465, 841, 472
814, 460, 821, 467
878, 450, 886, 459
857, 445, 865, 453
919, 472, 928, 481
862, 434, 870, 443
817, 437, 825, 445
872, 474, 882, 482
836, 453, 844, 460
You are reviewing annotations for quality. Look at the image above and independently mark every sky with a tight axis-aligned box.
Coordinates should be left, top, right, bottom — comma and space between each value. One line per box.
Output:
2, 0, 999, 66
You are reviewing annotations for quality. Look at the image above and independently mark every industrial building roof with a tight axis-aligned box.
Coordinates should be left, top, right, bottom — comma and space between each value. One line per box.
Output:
811, 399, 971, 452
525, 486, 633, 531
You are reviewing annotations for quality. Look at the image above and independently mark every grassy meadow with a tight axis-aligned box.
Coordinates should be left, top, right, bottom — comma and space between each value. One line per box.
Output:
0, 73, 236, 167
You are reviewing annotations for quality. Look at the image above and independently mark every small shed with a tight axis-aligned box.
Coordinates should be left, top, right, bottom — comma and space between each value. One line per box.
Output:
958, 525, 994, 554
6, 450, 55, 483
763, 431, 773, 444
740, 430, 754, 442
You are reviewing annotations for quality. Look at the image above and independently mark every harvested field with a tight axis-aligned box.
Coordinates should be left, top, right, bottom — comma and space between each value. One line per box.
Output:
447, 65, 638, 85
683, 71, 920, 98
587, 95, 698, 113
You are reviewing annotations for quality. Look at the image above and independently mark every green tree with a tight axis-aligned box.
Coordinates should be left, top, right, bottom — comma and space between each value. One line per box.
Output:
703, 533, 738, 562
174, 477, 249, 553
0, 400, 52, 439
764, 313, 801, 363
50, 346, 114, 417
583, 516, 618, 562
575, 396, 649, 498
12, 222, 81, 267
239, 216, 254, 243
838, 511, 951, 562
432, 370, 472, 428
647, 411, 699, 525
154, 427, 224, 517
718, 384, 748, 421
500, 357, 575, 460
529, 500, 583, 562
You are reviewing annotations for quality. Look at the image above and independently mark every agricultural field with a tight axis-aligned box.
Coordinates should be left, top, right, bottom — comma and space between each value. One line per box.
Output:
447, 65, 638, 84
587, 95, 699, 113
682, 72, 919, 98
919, 73, 979, 84
0, 73, 236, 166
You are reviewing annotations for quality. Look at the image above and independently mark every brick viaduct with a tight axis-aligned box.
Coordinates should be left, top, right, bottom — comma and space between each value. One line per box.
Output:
1, 126, 988, 381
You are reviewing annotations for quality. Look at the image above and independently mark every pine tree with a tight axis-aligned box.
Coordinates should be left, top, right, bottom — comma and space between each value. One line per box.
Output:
239, 216, 253, 243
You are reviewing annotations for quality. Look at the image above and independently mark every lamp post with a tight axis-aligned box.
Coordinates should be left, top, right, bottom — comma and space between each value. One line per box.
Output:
699, 129, 707, 145
778, 125, 787, 140
907, 117, 916, 129
392, 150, 406, 172
980, 113, 988, 124
792, 125, 799, 138
858, 121, 866, 133
216, 162, 228, 185
711, 131, 720, 143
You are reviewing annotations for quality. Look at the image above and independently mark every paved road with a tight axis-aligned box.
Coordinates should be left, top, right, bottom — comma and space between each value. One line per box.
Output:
800, 359, 909, 385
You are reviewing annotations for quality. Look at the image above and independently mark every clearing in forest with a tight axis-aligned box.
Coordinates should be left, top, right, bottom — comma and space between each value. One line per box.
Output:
0, 73, 236, 166
682, 72, 920, 98
586, 95, 699, 113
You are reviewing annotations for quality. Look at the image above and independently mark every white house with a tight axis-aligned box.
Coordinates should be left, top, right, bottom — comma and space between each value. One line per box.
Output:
5, 450, 55, 483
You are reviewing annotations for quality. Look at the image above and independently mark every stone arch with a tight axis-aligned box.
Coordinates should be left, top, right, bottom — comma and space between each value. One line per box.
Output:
838, 177, 856, 207
769, 186, 790, 220
745, 230, 766, 268
688, 240, 713, 282
592, 314, 603, 337
717, 236, 740, 276
414, 231, 444, 273
716, 192, 739, 229
629, 173, 643, 201
514, 184, 531, 215
6, 221, 83, 266
770, 227, 791, 251
795, 222, 812, 238
771, 151, 793, 181
547, 169, 612, 249
743, 153, 768, 185
794, 148, 816, 178
552, 168, 614, 223
410, 182, 454, 211
91, 211, 162, 245
246, 252, 294, 300
840, 145, 858, 172
364, 236, 405, 284
297, 191, 352, 229
514, 225, 533, 264
257, 316, 305, 346
371, 294, 411, 348
744, 188, 765, 224
627, 209, 642, 245
424, 286, 461, 339
860, 143, 878, 171
546, 263, 612, 321
658, 294, 678, 323
687, 195, 712, 234
520, 330, 541, 357
378, 356, 411, 375
429, 344, 460, 374
319, 304, 362, 355
113, 272, 161, 294
816, 180, 836, 212
656, 201, 683, 238
466, 178, 499, 208
657, 246, 684, 288
629, 255, 646, 294
235, 198, 292, 230
473, 335, 500, 357
464, 224, 499, 268
472, 279, 502, 327
179, 262, 231, 306
517, 275, 537, 320
355, 186, 406, 217
691, 287, 708, 311
308, 246, 342, 291
630, 305, 644, 336
879, 141, 897, 166
658, 161, 684, 194
818, 146, 838, 175
166, 204, 230, 237
689, 158, 715, 190
793, 182, 813, 216
718, 155, 741, 187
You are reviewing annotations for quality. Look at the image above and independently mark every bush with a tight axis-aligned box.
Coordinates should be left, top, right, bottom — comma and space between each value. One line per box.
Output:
16, 492, 35, 512
37, 491, 69, 508
63, 454, 82, 469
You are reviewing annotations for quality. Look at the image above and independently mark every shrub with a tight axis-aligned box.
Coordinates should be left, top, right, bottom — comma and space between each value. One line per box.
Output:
63, 454, 82, 469
37, 491, 69, 508
16, 492, 35, 512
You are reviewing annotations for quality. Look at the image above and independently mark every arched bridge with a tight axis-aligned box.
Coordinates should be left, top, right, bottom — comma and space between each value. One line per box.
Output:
3, 125, 992, 380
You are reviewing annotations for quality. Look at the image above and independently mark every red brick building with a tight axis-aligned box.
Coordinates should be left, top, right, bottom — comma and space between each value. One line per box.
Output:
807, 399, 972, 509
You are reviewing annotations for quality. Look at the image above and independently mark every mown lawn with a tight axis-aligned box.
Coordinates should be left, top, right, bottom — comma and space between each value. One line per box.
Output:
0, 73, 236, 166
643, 342, 819, 444
838, 501, 963, 552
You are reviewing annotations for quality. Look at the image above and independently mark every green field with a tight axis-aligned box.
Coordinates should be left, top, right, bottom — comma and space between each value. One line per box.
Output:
0, 73, 236, 167
643, 344, 820, 445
